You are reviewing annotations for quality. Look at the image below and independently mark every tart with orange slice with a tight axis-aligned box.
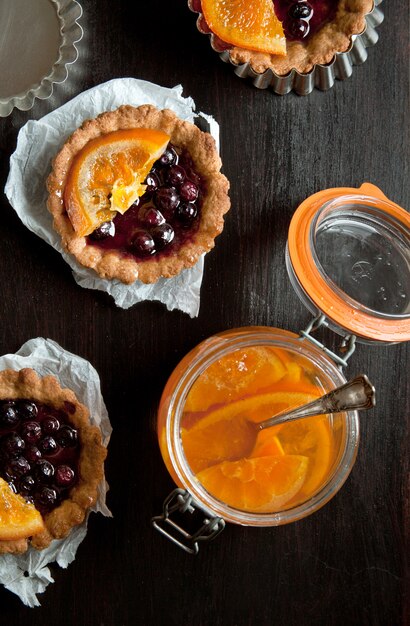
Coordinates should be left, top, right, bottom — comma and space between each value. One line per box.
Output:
190, 0, 374, 76
47, 105, 230, 284
0, 369, 106, 554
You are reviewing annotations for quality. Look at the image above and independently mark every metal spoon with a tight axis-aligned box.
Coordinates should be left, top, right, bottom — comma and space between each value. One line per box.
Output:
224, 375, 376, 460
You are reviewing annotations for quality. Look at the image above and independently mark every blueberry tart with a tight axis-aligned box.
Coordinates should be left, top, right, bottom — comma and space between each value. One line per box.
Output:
191, 0, 374, 76
0, 369, 106, 554
47, 105, 230, 284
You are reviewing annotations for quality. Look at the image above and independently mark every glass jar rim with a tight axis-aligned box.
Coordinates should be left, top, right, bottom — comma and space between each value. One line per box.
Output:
163, 326, 360, 526
287, 183, 410, 342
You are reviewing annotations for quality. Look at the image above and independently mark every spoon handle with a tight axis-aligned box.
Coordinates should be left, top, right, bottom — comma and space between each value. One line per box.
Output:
258, 374, 376, 430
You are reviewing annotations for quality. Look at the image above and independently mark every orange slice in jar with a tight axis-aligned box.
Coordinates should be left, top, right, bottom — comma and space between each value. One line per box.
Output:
196, 454, 308, 512
184, 347, 287, 413
64, 128, 170, 237
0, 477, 44, 541
250, 433, 285, 458
182, 390, 318, 472
201, 0, 286, 55
278, 415, 333, 496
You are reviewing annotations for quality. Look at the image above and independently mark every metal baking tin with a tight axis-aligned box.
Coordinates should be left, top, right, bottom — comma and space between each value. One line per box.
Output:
189, 0, 384, 96
0, 0, 83, 117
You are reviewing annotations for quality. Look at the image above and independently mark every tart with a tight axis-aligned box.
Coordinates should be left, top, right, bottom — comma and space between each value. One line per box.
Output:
47, 105, 230, 285
191, 0, 374, 76
0, 369, 106, 554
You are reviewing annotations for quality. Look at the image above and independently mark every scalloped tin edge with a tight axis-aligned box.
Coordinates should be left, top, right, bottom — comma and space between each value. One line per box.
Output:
189, 0, 384, 96
0, 0, 83, 117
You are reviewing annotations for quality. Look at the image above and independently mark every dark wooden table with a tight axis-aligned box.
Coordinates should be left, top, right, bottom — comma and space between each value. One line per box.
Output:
0, 1, 408, 624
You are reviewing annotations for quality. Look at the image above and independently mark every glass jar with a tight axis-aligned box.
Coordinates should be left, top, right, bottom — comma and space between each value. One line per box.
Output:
153, 183, 409, 552
157, 326, 359, 528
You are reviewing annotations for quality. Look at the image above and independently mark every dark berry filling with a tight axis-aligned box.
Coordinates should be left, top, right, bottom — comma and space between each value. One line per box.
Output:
274, 0, 337, 42
86, 143, 203, 262
0, 399, 80, 514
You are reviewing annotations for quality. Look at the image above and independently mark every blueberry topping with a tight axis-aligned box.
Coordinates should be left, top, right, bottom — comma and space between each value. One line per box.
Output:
157, 145, 178, 167
0, 399, 80, 512
130, 230, 156, 256
284, 17, 310, 39
288, 2, 313, 19
138, 206, 165, 227
42, 417, 60, 435
154, 186, 180, 216
0, 402, 19, 427
19, 475, 36, 494
179, 180, 199, 203
35, 459, 55, 481
151, 223, 175, 249
177, 202, 198, 225
55, 465, 76, 487
1, 433, 25, 457
39, 436, 58, 455
167, 165, 186, 187
7, 456, 31, 478
144, 171, 161, 192
21, 421, 42, 444
16, 400, 38, 420
37, 486, 58, 508
25, 445, 41, 463
56, 426, 78, 448
90, 220, 115, 240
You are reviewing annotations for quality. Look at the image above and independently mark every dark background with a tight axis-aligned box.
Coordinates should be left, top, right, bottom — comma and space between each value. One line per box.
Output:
0, 1, 408, 625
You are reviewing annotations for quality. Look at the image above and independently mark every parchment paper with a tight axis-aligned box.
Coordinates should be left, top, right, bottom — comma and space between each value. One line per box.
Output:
5, 78, 221, 317
0, 338, 112, 607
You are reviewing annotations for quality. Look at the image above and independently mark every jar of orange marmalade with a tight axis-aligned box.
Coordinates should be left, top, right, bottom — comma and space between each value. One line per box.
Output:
153, 183, 410, 553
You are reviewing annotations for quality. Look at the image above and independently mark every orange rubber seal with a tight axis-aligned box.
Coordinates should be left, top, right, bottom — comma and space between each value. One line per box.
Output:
288, 183, 410, 343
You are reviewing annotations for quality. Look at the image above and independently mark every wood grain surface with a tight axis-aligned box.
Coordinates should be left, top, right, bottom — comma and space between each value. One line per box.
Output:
0, 1, 408, 624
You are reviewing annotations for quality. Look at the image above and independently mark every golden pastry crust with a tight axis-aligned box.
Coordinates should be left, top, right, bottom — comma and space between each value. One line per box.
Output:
0, 369, 107, 555
223, 0, 373, 76
47, 105, 231, 284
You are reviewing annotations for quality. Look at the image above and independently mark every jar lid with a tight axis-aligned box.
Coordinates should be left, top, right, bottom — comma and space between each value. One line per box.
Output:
288, 183, 410, 343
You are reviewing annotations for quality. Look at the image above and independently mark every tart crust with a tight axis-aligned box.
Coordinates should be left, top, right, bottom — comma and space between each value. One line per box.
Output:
47, 105, 231, 284
216, 0, 373, 76
0, 369, 107, 554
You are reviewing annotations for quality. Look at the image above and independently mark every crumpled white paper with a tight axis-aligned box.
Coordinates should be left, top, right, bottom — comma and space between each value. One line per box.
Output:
0, 338, 112, 607
5, 78, 221, 317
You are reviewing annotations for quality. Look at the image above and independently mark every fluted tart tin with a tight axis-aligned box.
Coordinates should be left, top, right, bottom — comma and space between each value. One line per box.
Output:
0, 0, 83, 117
188, 0, 384, 96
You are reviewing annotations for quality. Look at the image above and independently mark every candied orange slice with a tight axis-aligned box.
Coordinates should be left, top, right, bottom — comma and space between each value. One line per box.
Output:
64, 128, 170, 237
201, 0, 286, 55
196, 454, 308, 512
184, 347, 287, 413
279, 415, 333, 496
250, 433, 285, 458
0, 477, 44, 541
182, 390, 318, 472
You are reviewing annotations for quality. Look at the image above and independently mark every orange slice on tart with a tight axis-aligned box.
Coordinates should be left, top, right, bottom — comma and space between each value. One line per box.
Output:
0, 477, 44, 542
201, 0, 286, 55
64, 128, 170, 237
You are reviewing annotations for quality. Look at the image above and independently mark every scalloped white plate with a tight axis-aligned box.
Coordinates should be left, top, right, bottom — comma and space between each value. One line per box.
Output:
0, 0, 83, 117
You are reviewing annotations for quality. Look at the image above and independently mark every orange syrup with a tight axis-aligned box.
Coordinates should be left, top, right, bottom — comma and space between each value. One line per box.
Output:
179, 346, 342, 513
